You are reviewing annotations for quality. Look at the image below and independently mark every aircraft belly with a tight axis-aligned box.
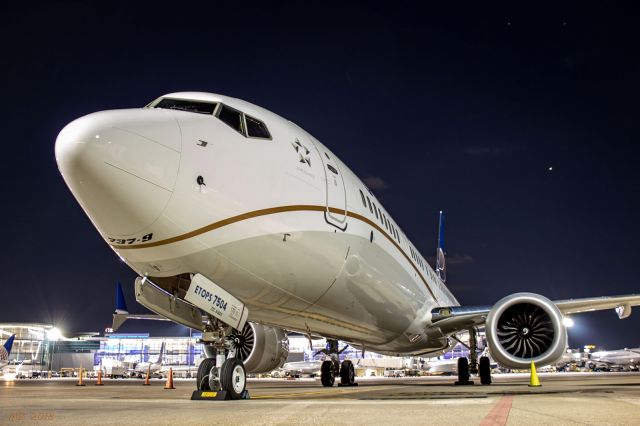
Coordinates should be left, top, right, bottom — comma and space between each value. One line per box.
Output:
299, 233, 428, 346
122, 225, 438, 350
236, 234, 341, 298
129, 228, 350, 323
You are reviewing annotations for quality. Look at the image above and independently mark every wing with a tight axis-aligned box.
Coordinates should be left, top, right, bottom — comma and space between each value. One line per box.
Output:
553, 294, 640, 317
430, 293, 640, 336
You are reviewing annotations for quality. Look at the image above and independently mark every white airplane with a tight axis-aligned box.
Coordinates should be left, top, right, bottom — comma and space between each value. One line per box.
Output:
280, 360, 323, 377
55, 92, 640, 399
128, 342, 165, 378
0, 335, 16, 369
587, 347, 640, 371
426, 352, 498, 375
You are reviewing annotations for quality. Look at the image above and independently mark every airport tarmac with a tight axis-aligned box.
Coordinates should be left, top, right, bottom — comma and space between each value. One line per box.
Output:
1, 372, 640, 425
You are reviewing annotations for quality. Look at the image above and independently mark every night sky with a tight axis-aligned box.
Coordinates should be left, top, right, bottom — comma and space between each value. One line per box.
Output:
2, 2, 639, 349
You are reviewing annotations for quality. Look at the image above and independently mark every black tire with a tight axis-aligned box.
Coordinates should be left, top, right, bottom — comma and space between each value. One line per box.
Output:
457, 357, 470, 383
221, 358, 246, 400
196, 357, 217, 391
340, 360, 355, 385
321, 360, 335, 387
479, 356, 492, 385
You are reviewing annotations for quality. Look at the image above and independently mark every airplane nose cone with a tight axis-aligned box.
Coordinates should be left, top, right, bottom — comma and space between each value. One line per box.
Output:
55, 109, 181, 236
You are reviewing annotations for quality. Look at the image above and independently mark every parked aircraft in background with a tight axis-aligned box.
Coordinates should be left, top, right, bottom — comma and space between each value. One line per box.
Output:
0, 335, 15, 369
280, 360, 323, 378
127, 342, 165, 378
56, 92, 640, 399
588, 348, 640, 371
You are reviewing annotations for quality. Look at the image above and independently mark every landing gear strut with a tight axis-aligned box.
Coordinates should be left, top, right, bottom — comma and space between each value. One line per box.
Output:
319, 339, 357, 387
194, 318, 249, 400
468, 327, 478, 375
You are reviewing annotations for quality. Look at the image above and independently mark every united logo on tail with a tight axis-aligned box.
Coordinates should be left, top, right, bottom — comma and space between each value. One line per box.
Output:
1, 334, 16, 362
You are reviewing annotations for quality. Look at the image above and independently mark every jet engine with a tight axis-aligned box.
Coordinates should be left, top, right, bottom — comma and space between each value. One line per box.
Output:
485, 292, 567, 369
230, 322, 289, 374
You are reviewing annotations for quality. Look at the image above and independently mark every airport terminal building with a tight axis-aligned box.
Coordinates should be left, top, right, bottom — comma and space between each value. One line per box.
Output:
1, 322, 480, 377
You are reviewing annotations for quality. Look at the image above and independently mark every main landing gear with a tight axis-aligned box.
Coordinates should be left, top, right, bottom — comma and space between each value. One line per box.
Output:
319, 339, 357, 387
194, 318, 249, 400
455, 327, 492, 386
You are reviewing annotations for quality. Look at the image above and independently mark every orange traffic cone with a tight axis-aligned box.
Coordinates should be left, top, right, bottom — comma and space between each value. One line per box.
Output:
76, 366, 86, 386
95, 369, 104, 386
164, 368, 175, 389
143, 366, 151, 386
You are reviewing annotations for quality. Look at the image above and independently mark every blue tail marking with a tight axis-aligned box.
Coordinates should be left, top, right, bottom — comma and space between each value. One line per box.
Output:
3, 334, 15, 354
115, 282, 128, 314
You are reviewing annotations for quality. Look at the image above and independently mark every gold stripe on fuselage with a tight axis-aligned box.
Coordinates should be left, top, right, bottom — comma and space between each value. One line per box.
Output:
111, 204, 439, 301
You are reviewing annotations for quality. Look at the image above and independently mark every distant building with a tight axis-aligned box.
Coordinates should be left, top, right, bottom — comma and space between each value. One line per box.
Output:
1, 322, 487, 376
0, 323, 58, 371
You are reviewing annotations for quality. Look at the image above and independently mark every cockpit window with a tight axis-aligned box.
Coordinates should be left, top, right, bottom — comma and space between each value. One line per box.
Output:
245, 115, 271, 139
217, 104, 245, 135
154, 98, 217, 115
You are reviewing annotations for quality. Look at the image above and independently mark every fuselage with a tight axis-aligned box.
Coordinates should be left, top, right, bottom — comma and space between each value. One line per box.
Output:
55, 92, 459, 356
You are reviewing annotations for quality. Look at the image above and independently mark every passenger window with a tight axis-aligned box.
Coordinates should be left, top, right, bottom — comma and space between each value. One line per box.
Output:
217, 104, 245, 134
359, 190, 366, 208
373, 203, 379, 219
246, 115, 271, 139
366, 197, 373, 214
327, 164, 339, 174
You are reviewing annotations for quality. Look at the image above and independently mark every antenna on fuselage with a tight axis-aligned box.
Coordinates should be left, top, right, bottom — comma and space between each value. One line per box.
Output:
436, 211, 446, 283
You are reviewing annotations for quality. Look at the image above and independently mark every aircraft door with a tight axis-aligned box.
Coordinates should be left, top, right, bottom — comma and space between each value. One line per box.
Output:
307, 141, 348, 230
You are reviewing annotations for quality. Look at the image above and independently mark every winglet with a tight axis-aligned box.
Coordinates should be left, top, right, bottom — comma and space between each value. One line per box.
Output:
115, 282, 128, 314
3, 334, 15, 354
436, 211, 446, 283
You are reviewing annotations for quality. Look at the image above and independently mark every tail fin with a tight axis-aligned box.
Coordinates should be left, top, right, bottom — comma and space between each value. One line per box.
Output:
436, 211, 446, 283
3, 334, 15, 355
155, 341, 165, 364
115, 282, 128, 314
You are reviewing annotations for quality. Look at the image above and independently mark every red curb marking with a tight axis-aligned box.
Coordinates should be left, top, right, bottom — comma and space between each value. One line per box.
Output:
480, 395, 514, 426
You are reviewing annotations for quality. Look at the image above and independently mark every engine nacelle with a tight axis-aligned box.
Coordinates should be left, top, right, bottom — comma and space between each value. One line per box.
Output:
486, 292, 567, 370
231, 322, 289, 374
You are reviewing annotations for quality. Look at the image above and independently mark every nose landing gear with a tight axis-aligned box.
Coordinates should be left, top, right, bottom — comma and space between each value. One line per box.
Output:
193, 318, 250, 400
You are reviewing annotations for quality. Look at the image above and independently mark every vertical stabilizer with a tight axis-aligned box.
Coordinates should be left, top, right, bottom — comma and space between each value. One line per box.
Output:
115, 282, 128, 314
155, 341, 165, 364
436, 211, 446, 283
3, 334, 15, 355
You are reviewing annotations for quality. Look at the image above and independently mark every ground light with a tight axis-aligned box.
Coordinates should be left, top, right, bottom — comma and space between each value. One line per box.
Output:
46, 327, 61, 341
